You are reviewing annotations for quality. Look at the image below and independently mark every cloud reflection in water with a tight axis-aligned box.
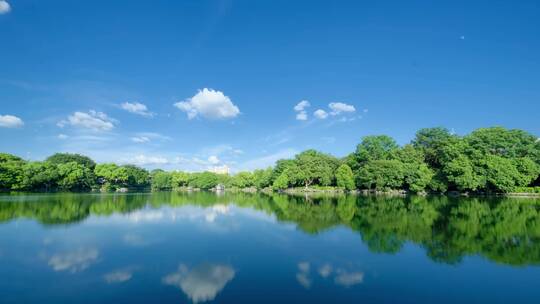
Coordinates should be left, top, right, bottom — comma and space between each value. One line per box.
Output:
163, 263, 235, 303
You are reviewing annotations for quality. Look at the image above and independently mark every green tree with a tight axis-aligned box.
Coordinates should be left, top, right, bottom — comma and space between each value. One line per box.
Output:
123, 165, 150, 188
355, 135, 399, 163
18, 161, 59, 191
188, 172, 220, 190
336, 164, 355, 190
151, 171, 173, 191
404, 163, 434, 193
46, 153, 96, 170
484, 155, 521, 193
271, 159, 298, 183
95, 163, 129, 190
466, 127, 540, 160
357, 160, 405, 190
443, 156, 482, 191
294, 149, 339, 188
513, 157, 540, 187
171, 171, 190, 188
412, 127, 454, 167
272, 172, 289, 190
231, 172, 255, 188
253, 167, 273, 189
0, 153, 26, 190
395, 145, 433, 192
57, 162, 95, 191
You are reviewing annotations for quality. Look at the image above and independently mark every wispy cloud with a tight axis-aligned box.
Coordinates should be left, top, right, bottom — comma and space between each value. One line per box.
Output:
119, 154, 169, 166
131, 136, 150, 143
120, 102, 154, 117
130, 132, 172, 144
57, 110, 116, 132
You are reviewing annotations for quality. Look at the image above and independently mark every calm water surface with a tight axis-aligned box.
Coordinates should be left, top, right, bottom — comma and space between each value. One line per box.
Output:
0, 192, 539, 303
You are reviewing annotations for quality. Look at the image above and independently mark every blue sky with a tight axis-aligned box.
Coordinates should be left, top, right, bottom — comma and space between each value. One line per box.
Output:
1, 0, 539, 172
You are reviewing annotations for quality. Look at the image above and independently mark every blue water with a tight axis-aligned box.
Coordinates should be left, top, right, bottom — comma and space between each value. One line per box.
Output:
0, 192, 539, 303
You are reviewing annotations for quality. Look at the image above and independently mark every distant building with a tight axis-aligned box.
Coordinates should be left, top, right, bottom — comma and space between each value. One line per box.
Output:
209, 165, 230, 175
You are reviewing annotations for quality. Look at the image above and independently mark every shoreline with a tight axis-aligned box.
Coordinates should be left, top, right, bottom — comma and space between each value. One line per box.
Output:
2, 187, 540, 198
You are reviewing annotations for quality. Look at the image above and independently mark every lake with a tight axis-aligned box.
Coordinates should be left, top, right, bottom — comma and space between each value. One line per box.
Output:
0, 192, 539, 303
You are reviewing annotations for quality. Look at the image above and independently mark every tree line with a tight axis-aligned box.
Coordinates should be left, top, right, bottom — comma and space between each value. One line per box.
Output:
1, 126, 539, 193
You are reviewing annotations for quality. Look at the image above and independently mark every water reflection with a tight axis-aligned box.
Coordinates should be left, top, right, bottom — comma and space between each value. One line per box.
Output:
296, 261, 364, 289
103, 269, 133, 284
163, 263, 236, 303
1, 192, 540, 266
334, 270, 364, 287
48, 248, 99, 273
296, 262, 312, 289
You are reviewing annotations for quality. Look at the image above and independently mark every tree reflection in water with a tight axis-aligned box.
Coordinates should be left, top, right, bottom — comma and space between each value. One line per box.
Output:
1, 192, 539, 266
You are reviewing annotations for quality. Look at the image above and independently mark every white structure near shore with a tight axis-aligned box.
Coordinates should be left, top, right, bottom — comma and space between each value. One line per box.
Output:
209, 165, 230, 175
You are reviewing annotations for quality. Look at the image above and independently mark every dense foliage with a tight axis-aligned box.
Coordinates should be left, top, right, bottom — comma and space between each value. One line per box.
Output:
1, 126, 539, 193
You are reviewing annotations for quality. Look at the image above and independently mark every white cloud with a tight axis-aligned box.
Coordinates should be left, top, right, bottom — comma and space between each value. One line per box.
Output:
131, 136, 150, 143
329, 102, 355, 115
58, 110, 116, 131
104, 270, 133, 284
334, 270, 364, 287
120, 154, 169, 166
294, 100, 310, 112
120, 102, 154, 117
58, 134, 69, 140
295, 111, 308, 121
0, 1, 10, 14
48, 248, 99, 273
294, 100, 310, 121
314, 109, 328, 119
163, 263, 235, 303
0, 114, 24, 128
208, 155, 220, 165
174, 88, 240, 120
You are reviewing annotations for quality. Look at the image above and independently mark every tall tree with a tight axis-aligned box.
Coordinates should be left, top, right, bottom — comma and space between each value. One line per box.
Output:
46, 153, 96, 170
294, 150, 339, 188
0, 153, 26, 190
336, 164, 355, 190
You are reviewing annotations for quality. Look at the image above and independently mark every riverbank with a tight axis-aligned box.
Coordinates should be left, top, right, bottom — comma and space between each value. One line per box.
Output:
173, 185, 540, 198
3, 185, 540, 198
